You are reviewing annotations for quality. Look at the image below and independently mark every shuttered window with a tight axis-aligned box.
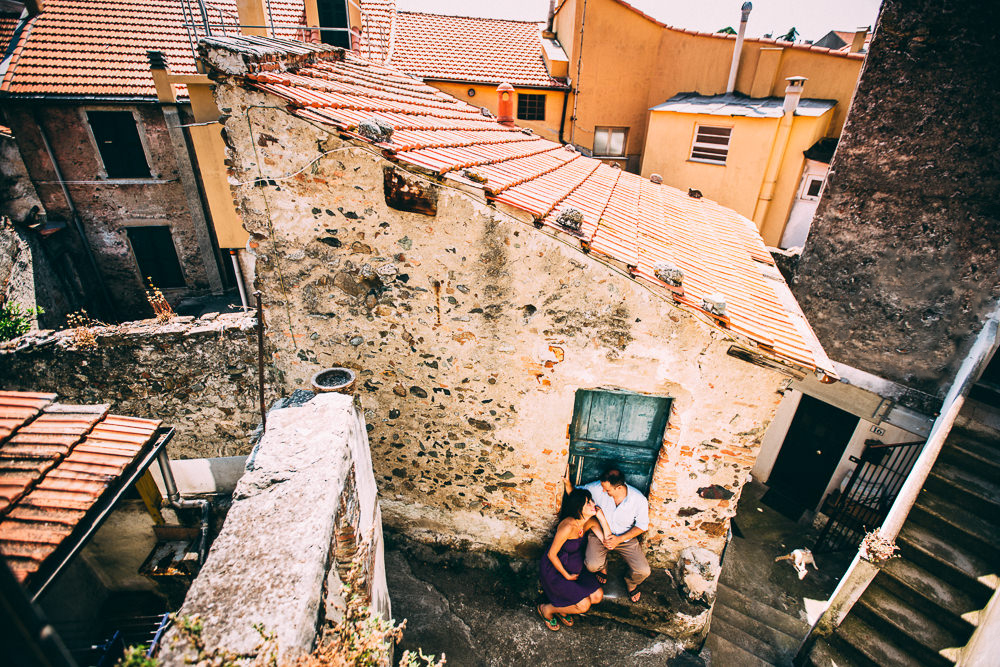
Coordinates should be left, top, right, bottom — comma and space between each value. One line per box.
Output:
690, 125, 732, 165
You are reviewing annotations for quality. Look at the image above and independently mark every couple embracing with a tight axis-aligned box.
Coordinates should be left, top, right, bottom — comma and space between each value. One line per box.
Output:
536, 467, 652, 631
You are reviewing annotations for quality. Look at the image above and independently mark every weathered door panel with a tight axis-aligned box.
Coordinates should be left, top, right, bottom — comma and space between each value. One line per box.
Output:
569, 389, 671, 495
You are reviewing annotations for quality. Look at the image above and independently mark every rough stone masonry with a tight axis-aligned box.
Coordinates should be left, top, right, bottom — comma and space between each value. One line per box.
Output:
204, 43, 793, 577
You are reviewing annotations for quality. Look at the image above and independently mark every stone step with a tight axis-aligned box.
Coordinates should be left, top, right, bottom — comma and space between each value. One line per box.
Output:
954, 403, 1000, 442
909, 491, 1000, 565
708, 612, 788, 665
703, 631, 774, 667
831, 614, 924, 667
924, 459, 1000, 516
716, 581, 810, 639
898, 521, 997, 596
805, 636, 862, 667
939, 431, 1000, 477
713, 600, 801, 663
854, 582, 959, 667
877, 557, 986, 634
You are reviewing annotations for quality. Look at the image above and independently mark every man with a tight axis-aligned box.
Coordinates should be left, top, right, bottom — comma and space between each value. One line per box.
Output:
564, 467, 652, 602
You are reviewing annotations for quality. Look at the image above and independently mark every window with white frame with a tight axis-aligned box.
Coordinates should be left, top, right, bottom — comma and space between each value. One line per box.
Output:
689, 125, 732, 165
801, 176, 825, 200
593, 126, 628, 157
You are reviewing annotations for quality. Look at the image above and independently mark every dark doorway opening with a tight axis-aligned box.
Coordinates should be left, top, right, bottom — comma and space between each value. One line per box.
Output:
126, 226, 185, 289
970, 350, 1000, 408
764, 394, 858, 521
567, 388, 671, 495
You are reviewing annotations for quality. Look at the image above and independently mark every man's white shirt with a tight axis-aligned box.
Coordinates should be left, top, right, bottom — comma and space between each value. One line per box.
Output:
581, 481, 649, 536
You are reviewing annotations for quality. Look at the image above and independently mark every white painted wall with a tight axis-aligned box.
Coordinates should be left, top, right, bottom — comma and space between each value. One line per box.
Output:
753, 389, 802, 481
780, 159, 829, 249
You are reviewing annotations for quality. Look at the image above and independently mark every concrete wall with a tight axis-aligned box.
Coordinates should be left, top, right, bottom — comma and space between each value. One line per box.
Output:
640, 108, 832, 246
211, 73, 791, 569
0, 313, 263, 458
159, 394, 389, 665
2, 102, 214, 318
792, 0, 1000, 401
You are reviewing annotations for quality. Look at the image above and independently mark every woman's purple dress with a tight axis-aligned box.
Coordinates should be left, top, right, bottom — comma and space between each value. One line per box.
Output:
539, 532, 601, 607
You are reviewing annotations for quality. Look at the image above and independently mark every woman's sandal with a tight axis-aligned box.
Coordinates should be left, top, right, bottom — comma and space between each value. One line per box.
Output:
556, 613, 574, 628
537, 605, 560, 631
595, 571, 608, 585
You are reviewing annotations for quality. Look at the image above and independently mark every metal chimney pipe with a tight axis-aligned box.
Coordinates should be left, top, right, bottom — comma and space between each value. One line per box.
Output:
726, 2, 752, 93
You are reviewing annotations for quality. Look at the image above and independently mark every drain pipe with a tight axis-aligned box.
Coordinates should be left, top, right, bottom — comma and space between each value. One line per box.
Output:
156, 449, 211, 565
230, 249, 249, 310
726, 2, 753, 93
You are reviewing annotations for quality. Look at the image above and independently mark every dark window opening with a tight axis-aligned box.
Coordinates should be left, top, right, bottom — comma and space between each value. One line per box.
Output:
517, 93, 546, 121
127, 226, 185, 289
806, 178, 824, 197
568, 389, 671, 496
86, 111, 151, 179
316, 0, 351, 48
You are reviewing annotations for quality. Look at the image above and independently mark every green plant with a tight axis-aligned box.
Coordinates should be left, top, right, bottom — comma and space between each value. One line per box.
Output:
118, 645, 158, 667
0, 300, 42, 341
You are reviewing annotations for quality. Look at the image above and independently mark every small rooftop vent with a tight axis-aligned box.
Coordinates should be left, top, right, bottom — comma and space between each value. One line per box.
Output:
653, 261, 683, 286
702, 293, 727, 317
556, 207, 584, 232
649, 173, 663, 184
358, 117, 394, 143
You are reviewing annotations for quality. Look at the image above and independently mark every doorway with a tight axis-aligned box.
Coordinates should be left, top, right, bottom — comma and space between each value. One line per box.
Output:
567, 388, 671, 495
764, 394, 858, 520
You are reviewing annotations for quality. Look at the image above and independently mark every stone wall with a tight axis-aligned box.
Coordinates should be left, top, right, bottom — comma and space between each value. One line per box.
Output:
792, 0, 1000, 401
0, 313, 263, 458
209, 58, 792, 570
159, 393, 390, 665
2, 103, 214, 319
0, 132, 43, 224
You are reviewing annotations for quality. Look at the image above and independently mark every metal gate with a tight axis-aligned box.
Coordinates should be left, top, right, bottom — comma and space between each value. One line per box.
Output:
814, 438, 924, 553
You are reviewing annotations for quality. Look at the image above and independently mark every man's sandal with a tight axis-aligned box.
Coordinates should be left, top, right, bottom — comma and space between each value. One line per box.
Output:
556, 613, 574, 627
627, 586, 642, 603
537, 605, 560, 631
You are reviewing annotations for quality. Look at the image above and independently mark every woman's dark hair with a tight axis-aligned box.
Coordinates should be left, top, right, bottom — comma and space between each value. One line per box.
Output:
560, 488, 593, 521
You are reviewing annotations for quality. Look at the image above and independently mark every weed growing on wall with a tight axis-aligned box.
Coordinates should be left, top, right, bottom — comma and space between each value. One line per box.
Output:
146, 278, 175, 323
0, 300, 42, 341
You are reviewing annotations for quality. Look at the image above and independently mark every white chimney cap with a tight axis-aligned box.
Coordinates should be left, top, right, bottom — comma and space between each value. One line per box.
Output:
786, 76, 807, 85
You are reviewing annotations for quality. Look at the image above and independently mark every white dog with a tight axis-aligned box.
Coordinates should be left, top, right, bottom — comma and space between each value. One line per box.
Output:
775, 548, 819, 580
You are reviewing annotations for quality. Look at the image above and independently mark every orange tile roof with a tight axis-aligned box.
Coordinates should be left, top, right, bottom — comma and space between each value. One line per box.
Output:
389, 12, 566, 89
0, 11, 20, 55
0, 391, 161, 586
0, 0, 308, 98
216, 37, 834, 377
358, 0, 394, 63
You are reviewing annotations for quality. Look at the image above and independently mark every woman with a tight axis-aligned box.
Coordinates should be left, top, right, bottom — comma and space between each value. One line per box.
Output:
537, 488, 609, 630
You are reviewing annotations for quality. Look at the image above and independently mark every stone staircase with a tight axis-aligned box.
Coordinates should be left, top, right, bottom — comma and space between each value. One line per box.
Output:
706, 581, 810, 666
806, 397, 1000, 666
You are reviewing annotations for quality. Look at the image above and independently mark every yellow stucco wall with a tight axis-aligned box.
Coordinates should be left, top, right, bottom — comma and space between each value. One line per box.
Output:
428, 81, 565, 143
640, 109, 832, 246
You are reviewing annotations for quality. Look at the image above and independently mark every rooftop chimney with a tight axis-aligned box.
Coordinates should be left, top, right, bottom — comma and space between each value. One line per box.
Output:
850, 26, 870, 53
497, 83, 515, 127
783, 76, 807, 114
726, 2, 753, 93
24, 0, 44, 15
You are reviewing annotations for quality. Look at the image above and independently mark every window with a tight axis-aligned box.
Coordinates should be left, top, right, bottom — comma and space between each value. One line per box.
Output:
516, 93, 546, 121
593, 126, 628, 157
802, 176, 825, 200
316, 0, 351, 48
86, 111, 151, 179
689, 125, 732, 165
126, 226, 185, 289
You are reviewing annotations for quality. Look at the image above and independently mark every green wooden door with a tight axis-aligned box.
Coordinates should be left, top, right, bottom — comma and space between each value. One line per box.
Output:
568, 389, 671, 495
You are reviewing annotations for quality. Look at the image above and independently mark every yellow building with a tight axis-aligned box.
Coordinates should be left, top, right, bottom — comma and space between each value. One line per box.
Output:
642, 80, 836, 247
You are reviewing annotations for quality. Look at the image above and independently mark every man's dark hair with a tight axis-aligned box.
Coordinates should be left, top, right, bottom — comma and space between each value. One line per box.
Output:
600, 468, 626, 488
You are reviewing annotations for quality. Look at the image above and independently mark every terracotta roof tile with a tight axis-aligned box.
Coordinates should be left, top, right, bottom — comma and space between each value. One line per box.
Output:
0, 392, 160, 584
0, 0, 308, 97
358, 0, 394, 62
223, 37, 835, 376
390, 12, 566, 88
